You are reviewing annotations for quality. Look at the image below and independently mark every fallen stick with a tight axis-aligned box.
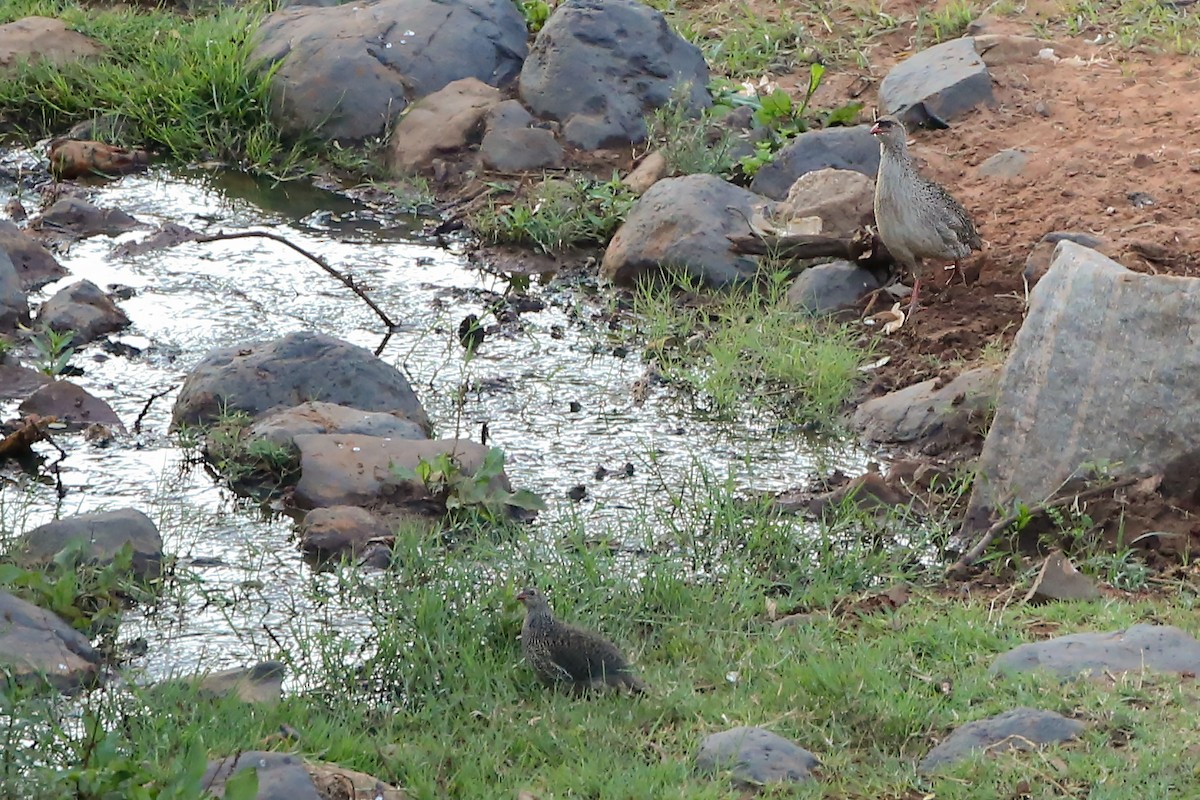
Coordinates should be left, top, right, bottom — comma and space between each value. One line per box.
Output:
726, 228, 895, 271
946, 475, 1141, 577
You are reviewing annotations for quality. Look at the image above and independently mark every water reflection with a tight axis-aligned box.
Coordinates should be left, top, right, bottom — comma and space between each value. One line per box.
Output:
0, 159, 870, 680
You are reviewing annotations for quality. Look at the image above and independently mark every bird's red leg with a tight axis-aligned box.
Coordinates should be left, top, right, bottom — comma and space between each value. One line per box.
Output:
907, 277, 921, 316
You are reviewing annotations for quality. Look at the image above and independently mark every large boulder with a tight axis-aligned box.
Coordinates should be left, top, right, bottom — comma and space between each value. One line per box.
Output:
786, 260, 882, 315
36, 197, 141, 238
992, 624, 1200, 679
252, 0, 528, 142
0, 16, 104, 72
518, 0, 709, 149
247, 401, 428, 451
18, 508, 163, 580
0, 222, 67, 290
779, 168, 875, 239
36, 279, 131, 344
967, 242, 1200, 530
749, 125, 879, 200
0, 247, 29, 330
601, 174, 768, 288
171, 331, 431, 432
879, 37, 994, 128
0, 364, 51, 400
0, 590, 102, 692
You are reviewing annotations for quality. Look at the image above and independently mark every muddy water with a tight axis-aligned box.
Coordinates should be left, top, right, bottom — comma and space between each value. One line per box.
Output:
0, 161, 870, 681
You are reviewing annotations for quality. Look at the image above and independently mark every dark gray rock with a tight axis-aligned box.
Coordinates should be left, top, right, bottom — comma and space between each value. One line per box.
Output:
202, 752, 322, 800
252, 0, 528, 142
38, 197, 140, 238
601, 174, 768, 288
853, 366, 999, 454
292, 435, 504, 509
481, 127, 564, 171
919, 707, 1084, 772
786, 260, 882, 314
0, 590, 101, 693
696, 726, 819, 786
0, 221, 67, 290
485, 98, 535, 131
749, 125, 879, 200
967, 241, 1200, 530
300, 505, 390, 559
170, 331, 431, 431
36, 279, 131, 344
248, 401, 427, 452
879, 37, 995, 129
0, 364, 51, 400
992, 624, 1200, 679
0, 246, 29, 330
18, 508, 163, 581
18, 381, 124, 431
518, 0, 709, 149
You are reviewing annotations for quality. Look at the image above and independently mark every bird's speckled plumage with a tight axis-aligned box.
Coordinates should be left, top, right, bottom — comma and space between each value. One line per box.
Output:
516, 587, 647, 695
870, 115, 981, 309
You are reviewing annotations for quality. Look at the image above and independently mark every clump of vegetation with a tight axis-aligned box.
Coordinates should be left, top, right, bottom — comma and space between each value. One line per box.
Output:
19, 324, 77, 377
624, 268, 867, 427
914, 0, 978, 46
471, 172, 638, 252
517, 0, 553, 32
179, 407, 298, 492
392, 446, 546, 526
646, 89, 741, 178
0, 0, 302, 173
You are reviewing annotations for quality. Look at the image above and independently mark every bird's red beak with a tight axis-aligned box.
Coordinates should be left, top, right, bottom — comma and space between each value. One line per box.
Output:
516, 590, 529, 602
869, 122, 883, 136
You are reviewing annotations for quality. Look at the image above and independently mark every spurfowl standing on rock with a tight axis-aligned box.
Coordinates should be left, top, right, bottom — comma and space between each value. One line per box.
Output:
516, 587, 648, 695
870, 115, 982, 315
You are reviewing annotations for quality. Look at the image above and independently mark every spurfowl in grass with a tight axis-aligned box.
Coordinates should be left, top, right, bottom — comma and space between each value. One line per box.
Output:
870, 114, 982, 315
516, 587, 647, 695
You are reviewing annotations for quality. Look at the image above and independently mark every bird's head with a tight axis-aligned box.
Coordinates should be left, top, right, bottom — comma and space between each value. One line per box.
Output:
869, 115, 907, 146
516, 587, 544, 606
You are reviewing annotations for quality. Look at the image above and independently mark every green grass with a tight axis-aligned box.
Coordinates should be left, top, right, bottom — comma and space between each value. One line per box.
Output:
5, 474, 1200, 799
914, 0, 979, 47
621, 269, 868, 428
470, 172, 639, 252
1059, 0, 1200, 52
0, 0, 305, 173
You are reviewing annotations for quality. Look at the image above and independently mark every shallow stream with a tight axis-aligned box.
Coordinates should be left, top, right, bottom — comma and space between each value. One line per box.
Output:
0, 158, 870, 682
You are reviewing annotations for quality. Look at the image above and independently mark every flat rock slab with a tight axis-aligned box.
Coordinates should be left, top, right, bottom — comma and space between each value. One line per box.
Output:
171, 331, 431, 432
854, 366, 999, 455
992, 624, 1200, 679
696, 726, 819, 786
36, 197, 141, 238
919, 707, 1084, 772
967, 241, 1200, 529
749, 125, 879, 200
0, 589, 101, 692
293, 434, 506, 509
519, 0, 709, 148
18, 380, 125, 431
248, 401, 427, 451
602, 174, 768, 288
202, 752, 406, 800
880, 37, 994, 128
252, 0, 527, 142
192, 661, 286, 705
18, 508, 163, 580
